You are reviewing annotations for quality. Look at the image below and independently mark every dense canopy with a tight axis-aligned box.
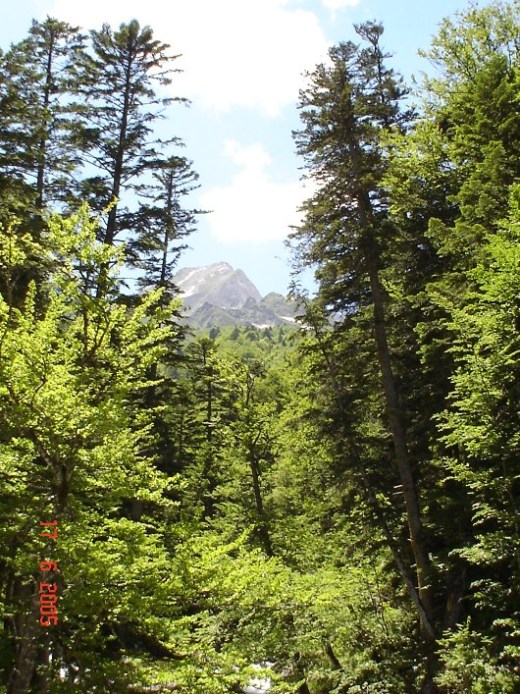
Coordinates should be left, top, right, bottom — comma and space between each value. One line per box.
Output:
0, 3, 519, 692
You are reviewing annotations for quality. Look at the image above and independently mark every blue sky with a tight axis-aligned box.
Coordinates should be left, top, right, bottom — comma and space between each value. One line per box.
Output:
2, 0, 491, 295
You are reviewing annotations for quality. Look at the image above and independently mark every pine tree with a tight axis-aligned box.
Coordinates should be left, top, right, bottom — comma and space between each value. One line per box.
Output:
0, 18, 85, 305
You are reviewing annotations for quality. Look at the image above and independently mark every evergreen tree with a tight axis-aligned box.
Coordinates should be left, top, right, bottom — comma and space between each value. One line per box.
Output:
1, 5, 519, 691
0, 18, 85, 305
0, 18, 84, 215
292, 22, 437, 657
133, 155, 200, 300
71, 19, 185, 247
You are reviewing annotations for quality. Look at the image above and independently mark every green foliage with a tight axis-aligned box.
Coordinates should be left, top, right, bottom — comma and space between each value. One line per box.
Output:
0, 207, 184, 690
288, 1, 520, 689
133, 156, 201, 299
427, 188, 520, 658
435, 621, 519, 693
2, 2, 520, 691
0, 18, 84, 211
71, 19, 185, 247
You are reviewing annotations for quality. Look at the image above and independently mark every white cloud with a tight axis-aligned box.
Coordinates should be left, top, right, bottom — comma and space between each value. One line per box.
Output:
321, 0, 359, 8
200, 140, 312, 244
46, 0, 331, 116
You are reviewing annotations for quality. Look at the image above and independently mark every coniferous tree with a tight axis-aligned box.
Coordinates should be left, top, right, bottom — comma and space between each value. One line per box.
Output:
392, 4, 520, 687
1, 5, 519, 692
71, 19, 185, 248
0, 18, 85, 305
133, 155, 200, 299
0, 18, 84, 215
292, 22, 438, 656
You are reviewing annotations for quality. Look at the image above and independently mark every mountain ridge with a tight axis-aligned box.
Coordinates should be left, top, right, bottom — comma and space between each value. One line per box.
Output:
173, 262, 299, 329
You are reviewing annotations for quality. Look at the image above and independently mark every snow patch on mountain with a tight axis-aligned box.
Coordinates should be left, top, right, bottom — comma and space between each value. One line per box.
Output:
172, 262, 299, 328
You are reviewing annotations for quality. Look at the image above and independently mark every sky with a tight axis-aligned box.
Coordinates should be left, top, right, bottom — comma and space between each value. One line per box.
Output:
1, 0, 492, 295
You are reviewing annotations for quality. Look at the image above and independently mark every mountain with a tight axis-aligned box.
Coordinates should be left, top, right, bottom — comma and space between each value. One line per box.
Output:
173, 262, 299, 329
175, 262, 262, 312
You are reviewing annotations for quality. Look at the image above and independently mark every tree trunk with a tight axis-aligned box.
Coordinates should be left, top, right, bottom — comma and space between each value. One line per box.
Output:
159, 170, 175, 288
7, 578, 39, 694
367, 260, 435, 633
35, 33, 54, 210
353, 172, 435, 638
248, 443, 273, 557
103, 57, 132, 247
307, 305, 437, 639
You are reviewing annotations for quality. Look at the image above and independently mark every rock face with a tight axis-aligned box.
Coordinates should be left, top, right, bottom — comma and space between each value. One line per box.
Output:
176, 262, 262, 312
173, 262, 299, 329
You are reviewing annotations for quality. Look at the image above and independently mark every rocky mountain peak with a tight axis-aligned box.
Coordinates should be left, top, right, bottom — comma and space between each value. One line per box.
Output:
175, 262, 261, 312
172, 262, 298, 329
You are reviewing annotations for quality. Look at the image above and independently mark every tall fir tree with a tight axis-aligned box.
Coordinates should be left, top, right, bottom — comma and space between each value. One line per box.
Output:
0, 18, 84, 216
291, 20, 439, 653
133, 155, 201, 300
71, 19, 185, 248
0, 18, 85, 305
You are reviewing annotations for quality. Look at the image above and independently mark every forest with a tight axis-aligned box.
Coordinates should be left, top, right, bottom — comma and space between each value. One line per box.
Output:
0, 1, 519, 692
